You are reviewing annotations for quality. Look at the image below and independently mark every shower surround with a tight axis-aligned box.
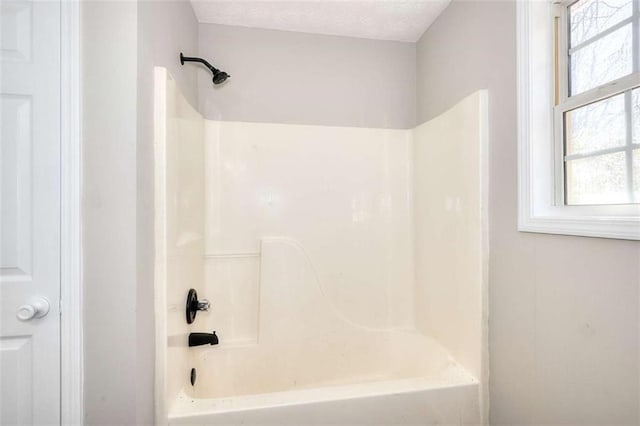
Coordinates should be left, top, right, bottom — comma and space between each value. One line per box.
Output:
154, 68, 488, 425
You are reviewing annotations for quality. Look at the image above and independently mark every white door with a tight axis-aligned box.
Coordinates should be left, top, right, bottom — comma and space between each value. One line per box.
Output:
0, 0, 61, 424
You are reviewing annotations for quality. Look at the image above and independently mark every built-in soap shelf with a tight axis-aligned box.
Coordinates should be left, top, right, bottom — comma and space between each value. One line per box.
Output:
203, 252, 261, 346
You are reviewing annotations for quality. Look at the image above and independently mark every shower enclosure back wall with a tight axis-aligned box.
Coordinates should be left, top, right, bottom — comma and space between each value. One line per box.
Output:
154, 67, 488, 425
203, 121, 416, 332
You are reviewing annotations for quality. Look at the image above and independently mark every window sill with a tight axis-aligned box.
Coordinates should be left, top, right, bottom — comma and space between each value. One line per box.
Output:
519, 213, 640, 240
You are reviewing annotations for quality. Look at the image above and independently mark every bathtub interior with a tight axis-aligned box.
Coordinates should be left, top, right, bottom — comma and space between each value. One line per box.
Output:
154, 68, 488, 421
188, 237, 469, 400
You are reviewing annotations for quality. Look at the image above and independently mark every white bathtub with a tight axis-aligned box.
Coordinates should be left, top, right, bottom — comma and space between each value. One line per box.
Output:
171, 381, 479, 425
167, 239, 481, 425
169, 331, 480, 425
170, 376, 479, 425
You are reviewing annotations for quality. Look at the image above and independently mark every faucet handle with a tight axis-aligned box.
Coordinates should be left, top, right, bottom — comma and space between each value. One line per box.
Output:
197, 299, 210, 312
186, 289, 211, 324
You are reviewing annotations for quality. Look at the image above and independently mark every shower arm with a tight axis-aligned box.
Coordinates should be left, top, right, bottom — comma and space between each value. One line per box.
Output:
180, 53, 221, 74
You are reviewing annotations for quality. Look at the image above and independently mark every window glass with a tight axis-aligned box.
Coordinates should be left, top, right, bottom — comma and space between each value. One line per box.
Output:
566, 151, 629, 205
569, 24, 633, 95
565, 92, 626, 155
569, 0, 633, 46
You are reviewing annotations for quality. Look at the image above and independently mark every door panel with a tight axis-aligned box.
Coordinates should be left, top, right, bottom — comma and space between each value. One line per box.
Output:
1, 94, 31, 280
0, 0, 61, 424
0, 336, 32, 425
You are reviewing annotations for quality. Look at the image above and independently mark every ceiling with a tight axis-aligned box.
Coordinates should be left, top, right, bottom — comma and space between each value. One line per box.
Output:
190, 0, 451, 43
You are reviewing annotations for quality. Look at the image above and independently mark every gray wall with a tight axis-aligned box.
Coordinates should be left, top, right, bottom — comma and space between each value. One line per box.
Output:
198, 24, 416, 129
417, 1, 640, 424
82, 2, 138, 424
82, 1, 198, 424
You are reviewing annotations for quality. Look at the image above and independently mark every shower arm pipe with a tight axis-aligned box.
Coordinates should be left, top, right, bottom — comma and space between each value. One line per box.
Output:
180, 53, 221, 74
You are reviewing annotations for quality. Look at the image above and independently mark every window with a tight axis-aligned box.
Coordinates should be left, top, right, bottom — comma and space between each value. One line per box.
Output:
517, 0, 640, 240
555, 0, 640, 206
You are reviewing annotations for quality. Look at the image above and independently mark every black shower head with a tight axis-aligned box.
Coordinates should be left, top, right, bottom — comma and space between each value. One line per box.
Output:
212, 70, 230, 85
180, 52, 230, 86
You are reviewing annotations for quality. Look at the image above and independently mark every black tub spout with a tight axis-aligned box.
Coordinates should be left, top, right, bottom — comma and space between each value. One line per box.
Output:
189, 331, 219, 347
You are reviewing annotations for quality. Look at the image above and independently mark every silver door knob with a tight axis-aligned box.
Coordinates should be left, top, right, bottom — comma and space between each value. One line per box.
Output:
16, 297, 50, 321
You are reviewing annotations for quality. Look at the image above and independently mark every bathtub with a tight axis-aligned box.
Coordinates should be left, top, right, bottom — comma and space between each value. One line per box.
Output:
167, 239, 481, 425
169, 331, 479, 425
170, 361, 479, 425
170, 378, 479, 425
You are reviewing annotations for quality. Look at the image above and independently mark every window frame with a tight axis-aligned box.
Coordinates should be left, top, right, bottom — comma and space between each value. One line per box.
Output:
517, 0, 640, 240
554, 0, 640, 206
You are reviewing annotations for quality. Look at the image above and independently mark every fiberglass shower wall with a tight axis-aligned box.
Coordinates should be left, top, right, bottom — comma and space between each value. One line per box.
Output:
154, 68, 205, 419
203, 121, 415, 341
153, 65, 488, 422
195, 92, 487, 417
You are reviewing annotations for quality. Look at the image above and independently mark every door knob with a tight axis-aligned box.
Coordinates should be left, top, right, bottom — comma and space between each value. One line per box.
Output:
16, 297, 50, 321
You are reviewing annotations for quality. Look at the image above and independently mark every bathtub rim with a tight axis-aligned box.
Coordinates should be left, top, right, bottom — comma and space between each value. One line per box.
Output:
168, 371, 478, 419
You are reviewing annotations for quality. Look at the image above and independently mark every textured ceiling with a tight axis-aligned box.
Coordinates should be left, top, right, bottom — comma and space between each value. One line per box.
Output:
190, 0, 451, 42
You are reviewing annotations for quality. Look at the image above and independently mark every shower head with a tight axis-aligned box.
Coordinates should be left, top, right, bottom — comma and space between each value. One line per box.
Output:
180, 52, 230, 86
212, 70, 230, 85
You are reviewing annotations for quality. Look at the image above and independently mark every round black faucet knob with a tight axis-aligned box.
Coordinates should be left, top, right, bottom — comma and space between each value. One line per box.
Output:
186, 289, 210, 324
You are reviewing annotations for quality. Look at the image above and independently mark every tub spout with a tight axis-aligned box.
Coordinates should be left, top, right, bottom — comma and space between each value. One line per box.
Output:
189, 331, 219, 347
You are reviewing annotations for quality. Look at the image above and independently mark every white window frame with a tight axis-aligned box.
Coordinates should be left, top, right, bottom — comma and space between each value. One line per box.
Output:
518, 0, 640, 240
